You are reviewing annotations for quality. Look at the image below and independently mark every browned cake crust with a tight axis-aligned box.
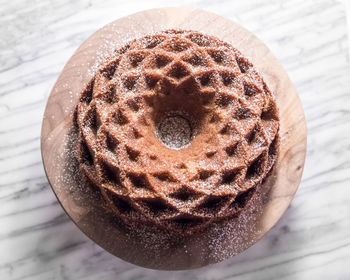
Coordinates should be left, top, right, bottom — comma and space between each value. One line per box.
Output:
75, 29, 279, 234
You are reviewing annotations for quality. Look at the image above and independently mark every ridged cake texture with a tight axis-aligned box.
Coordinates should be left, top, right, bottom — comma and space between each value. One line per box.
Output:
75, 30, 279, 234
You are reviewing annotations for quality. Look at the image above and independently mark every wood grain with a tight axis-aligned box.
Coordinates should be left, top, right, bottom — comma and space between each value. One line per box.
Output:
41, 7, 307, 270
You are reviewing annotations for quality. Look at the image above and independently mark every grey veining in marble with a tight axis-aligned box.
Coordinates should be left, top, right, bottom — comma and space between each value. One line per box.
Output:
1, 0, 350, 279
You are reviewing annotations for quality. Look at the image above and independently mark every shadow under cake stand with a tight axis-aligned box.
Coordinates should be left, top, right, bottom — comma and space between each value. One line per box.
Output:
41, 7, 307, 270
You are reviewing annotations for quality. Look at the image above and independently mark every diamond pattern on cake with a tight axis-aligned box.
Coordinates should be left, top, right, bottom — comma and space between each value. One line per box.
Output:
75, 30, 279, 234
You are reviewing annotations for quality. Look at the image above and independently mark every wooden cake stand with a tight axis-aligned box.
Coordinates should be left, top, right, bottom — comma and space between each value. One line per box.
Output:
41, 7, 307, 270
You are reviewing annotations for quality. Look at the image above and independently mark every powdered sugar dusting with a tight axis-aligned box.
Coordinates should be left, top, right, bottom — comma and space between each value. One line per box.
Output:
48, 28, 280, 269
48, 119, 277, 269
157, 114, 192, 149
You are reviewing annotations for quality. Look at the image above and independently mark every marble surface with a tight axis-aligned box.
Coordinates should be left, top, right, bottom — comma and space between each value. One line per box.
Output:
1, 0, 350, 279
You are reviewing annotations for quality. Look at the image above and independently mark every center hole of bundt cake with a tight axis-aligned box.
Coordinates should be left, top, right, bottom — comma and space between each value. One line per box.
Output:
151, 76, 208, 150
157, 114, 192, 149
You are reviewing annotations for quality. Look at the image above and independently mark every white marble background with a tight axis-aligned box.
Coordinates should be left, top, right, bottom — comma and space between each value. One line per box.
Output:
1, 0, 350, 279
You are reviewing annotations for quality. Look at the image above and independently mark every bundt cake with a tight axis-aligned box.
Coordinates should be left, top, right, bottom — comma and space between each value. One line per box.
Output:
75, 30, 279, 234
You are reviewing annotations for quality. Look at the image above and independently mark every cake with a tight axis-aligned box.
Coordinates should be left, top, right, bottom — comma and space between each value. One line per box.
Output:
75, 29, 279, 234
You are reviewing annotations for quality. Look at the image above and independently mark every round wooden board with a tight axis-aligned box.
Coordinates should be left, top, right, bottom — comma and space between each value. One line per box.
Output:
41, 7, 307, 270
